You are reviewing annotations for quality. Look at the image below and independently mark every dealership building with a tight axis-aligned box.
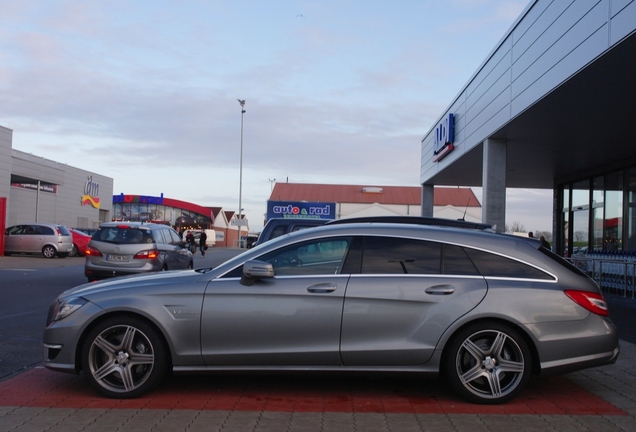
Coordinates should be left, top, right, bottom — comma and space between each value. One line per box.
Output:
420, 0, 636, 256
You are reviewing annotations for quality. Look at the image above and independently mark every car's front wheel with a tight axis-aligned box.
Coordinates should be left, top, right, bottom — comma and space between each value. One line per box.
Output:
69, 244, 79, 257
81, 316, 169, 398
444, 321, 531, 404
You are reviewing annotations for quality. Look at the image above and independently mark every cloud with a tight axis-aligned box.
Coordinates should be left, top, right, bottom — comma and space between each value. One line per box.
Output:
1, 0, 548, 231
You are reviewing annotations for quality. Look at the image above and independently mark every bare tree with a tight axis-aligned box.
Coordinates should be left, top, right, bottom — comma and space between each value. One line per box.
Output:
508, 221, 526, 233
574, 231, 586, 242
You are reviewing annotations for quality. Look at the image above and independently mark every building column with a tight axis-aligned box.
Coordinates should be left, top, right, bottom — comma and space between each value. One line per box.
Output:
482, 139, 506, 232
421, 184, 434, 217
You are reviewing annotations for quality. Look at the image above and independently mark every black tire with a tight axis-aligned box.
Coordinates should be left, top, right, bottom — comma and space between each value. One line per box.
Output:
188, 261, 193, 269
42, 245, 57, 259
69, 244, 79, 257
444, 321, 532, 404
81, 316, 169, 398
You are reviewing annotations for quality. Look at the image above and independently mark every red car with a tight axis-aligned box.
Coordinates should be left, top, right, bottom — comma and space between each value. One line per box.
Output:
69, 229, 92, 257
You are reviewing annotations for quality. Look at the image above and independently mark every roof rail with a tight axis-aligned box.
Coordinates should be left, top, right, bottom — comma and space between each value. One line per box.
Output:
326, 216, 493, 231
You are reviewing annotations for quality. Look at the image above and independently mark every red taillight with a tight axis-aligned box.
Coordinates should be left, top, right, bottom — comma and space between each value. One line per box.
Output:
134, 250, 159, 260
85, 246, 103, 257
564, 290, 609, 317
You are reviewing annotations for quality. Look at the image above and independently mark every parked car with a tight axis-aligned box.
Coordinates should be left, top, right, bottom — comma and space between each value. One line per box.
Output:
68, 229, 92, 257
44, 218, 619, 403
84, 222, 193, 281
4, 223, 73, 258
72, 228, 98, 237
254, 218, 328, 246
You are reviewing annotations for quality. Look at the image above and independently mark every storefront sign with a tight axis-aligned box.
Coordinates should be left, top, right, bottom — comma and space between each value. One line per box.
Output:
81, 176, 101, 208
113, 193, 165, 204
433, 113, 454, 162
11, 183, 58, 193
267, 201, 336, 220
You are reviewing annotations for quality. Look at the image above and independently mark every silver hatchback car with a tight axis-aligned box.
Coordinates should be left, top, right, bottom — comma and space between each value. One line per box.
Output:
84, 222, 193, 281
4, 223, 73, 258
44, 219, 619, 404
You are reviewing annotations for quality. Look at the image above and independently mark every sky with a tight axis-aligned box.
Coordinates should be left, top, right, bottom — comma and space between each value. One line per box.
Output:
0, 0, 553, 232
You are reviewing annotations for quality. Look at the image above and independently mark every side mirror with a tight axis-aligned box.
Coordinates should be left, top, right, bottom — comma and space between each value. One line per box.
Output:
240, 260, 274, 286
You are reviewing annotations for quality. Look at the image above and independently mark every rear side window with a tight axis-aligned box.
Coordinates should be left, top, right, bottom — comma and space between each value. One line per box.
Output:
464, 248, 553, 280
57, 226, 72, 236
154, 229, 169, 244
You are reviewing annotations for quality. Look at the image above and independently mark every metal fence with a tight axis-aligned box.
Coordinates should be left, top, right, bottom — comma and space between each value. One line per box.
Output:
568, 251, 636, 299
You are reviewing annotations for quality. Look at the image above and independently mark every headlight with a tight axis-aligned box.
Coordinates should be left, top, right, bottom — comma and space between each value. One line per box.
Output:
48, 297, 88, 323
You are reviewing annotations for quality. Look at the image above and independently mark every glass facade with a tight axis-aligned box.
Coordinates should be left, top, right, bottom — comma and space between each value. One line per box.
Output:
113, 202, 211, 230
559, 168, 633, 256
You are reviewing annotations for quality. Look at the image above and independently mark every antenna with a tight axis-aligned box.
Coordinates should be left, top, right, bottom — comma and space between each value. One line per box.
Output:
458, 197, 471, 221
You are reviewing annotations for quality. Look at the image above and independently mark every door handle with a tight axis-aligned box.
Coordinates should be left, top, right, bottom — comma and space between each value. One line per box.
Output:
307, 283, 337, 293
425, 285, 455, 295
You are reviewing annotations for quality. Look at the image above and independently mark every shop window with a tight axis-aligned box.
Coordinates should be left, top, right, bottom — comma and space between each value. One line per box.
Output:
604, 171, 623, 251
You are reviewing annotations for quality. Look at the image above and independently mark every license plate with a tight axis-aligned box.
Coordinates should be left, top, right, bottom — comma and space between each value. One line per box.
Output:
106, 254, 130, 262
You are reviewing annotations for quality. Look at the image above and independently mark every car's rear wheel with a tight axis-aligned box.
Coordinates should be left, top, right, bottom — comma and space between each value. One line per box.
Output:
42, 245, 56, 258
444, 321, 531, 404
81, 316, 168, 398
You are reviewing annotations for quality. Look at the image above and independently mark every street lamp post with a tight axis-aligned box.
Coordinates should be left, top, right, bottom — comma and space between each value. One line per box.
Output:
237, 99, 246, 246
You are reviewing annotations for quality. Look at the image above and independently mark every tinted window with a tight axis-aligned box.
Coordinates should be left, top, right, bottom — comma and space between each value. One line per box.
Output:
361, 237, 441, 274
258, 237, 352, 276
34, 225, 54, 235
464, 248, 553, 280
269, 225, 287, 240
94, 227, 152, 244
443, 244, 480, 275
57, 226, 71, 236
169, 229, 182, 245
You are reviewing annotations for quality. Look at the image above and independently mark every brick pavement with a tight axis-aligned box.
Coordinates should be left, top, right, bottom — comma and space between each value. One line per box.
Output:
0, 341, 635, 431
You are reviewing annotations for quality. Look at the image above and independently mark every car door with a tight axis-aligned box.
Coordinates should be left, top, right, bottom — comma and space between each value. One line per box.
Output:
165, 228, 190, 269
4, 225, 26, 252
340, 236, 488, 366
200, 236, 353, 366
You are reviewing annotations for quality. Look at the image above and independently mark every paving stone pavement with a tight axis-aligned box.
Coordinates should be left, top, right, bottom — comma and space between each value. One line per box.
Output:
0, 340, 635, 431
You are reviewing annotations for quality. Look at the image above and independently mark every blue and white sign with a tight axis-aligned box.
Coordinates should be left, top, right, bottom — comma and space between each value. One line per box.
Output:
267, 201, 336, 220
433, 113, 454, 162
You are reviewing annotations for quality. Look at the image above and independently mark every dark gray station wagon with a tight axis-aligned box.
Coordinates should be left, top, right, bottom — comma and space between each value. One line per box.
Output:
44, 219, 619, 404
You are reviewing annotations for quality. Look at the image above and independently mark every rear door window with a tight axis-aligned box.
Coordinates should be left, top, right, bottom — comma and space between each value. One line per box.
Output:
34, 225, 54, 235
360, 236, 441, 274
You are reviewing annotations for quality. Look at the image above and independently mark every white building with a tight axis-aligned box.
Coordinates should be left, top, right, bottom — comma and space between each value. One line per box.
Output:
420, 0, 636, 255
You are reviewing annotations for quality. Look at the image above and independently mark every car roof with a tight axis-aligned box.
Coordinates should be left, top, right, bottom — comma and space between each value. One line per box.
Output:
326, 216, 493, 231
99, 222, 165, 228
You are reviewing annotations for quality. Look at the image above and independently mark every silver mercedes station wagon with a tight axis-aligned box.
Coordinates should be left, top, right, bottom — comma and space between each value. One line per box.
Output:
43, 219, 619, 404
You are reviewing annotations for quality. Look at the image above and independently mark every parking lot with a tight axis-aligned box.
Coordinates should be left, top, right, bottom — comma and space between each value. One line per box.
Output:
1, 251, 636, 431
